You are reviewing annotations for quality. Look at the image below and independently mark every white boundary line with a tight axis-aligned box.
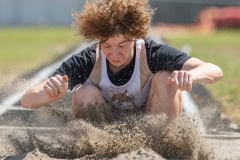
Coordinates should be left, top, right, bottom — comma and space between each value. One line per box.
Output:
202, 134, 240, 140
0, 105, 34, 115
0, 126, 62, 131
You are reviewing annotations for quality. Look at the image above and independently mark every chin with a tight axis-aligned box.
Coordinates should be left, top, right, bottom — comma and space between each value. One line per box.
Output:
110, 62, 125, 69
110, 61, 122, 66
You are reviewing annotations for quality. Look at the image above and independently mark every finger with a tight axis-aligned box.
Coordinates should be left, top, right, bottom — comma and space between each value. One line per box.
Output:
183, 72, 189, 91
46, 79, 59, 96
49, 76, 62, 88
172, 71, 179, 86
63, 75, 68, 82
178, 71, 184, 90
55, 75, 66, 93
187, 74, 193, 92
43, 84, 55, 97
168, 76, 175, 84
62, 75, 69, 90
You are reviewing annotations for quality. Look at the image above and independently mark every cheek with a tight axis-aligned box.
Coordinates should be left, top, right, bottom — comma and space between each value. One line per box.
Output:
122, 48, 131, 57
101, 46, 132, 59
118, 48, 130, 59
102, 47, 124, 56
102, 48, 111, 56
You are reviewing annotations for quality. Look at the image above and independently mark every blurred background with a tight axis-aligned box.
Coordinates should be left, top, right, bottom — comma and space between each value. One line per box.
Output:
0, 0, 240, 126
0, 0, 240, 26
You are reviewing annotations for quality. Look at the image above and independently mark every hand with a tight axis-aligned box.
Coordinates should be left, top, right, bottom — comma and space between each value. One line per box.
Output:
43, 75, 68, 101
168, 70, 193, 92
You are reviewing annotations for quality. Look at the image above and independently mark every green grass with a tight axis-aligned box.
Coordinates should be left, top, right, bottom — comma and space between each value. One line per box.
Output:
0, 27, 81, 87
165, 29, 240, 125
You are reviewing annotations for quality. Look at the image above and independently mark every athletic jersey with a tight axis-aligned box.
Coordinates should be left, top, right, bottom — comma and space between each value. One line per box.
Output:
96, 39, 151, 109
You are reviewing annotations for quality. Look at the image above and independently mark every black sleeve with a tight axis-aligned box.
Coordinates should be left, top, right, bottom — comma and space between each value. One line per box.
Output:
145, 39, 191, 73
52, 44, 97, 90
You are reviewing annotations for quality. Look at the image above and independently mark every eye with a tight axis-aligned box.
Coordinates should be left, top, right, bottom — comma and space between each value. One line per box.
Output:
103, 45, 111, 48
119, 43, 129, 48
119, 45, 126, 48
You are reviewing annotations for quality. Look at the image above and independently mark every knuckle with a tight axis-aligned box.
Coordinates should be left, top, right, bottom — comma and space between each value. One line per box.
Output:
172, 70, 178, 75
46, 80, 51, 86
49, 76, 55, 80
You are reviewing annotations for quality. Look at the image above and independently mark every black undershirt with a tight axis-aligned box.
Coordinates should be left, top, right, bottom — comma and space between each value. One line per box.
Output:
53, 39, 191, 90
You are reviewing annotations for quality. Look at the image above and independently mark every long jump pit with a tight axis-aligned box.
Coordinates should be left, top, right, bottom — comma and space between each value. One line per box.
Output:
0, 93, 240, 160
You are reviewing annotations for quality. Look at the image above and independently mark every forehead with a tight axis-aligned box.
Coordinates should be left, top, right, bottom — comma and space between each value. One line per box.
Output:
103, 34, 131, 44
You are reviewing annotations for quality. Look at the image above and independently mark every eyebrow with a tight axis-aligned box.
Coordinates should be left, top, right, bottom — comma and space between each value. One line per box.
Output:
103, 40, 133, 45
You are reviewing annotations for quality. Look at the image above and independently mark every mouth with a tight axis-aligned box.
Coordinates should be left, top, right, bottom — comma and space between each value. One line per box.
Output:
111, 60, 121, 63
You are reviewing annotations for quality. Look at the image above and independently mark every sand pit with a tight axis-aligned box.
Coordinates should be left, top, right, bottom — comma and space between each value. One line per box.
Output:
1, 93, 240, 160
0, 96, 217, 160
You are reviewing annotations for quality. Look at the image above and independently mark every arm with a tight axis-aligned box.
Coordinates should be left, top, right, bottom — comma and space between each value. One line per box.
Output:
182, 57, 223, 84
168, 57, 223, 91
21, 75, 68, 109
144, 40, 223, 91
21, 45, 97, 109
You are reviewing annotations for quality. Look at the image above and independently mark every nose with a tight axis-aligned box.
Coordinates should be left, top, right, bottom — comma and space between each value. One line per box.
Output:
111, 47, 120, 58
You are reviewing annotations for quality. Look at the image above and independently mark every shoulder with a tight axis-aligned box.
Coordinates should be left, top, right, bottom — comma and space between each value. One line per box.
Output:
144, 38, 164, 51
55, 43, 98, 74
62, 43, 98, 68
144, 38, 181, 55
143, 38, 191, 72
73, 43, 97, 61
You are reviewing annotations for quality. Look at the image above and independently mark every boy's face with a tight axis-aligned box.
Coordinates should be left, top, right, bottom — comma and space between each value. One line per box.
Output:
101, 34, 135, 70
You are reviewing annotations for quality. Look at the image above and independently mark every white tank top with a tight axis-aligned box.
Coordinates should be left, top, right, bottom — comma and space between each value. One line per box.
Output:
98, 39, 152, 110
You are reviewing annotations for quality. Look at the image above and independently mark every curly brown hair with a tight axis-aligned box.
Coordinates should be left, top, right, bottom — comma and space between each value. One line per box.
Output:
73, 0, 154, 41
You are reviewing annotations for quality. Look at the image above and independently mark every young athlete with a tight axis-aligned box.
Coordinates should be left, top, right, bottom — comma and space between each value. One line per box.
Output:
21, 0, 223, 119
